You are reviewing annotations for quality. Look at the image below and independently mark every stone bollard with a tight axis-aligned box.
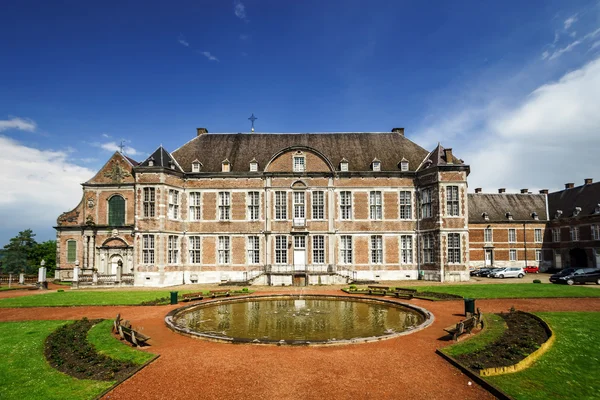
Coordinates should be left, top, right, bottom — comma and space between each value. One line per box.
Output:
19, 273, 25, 285
73, 266, 80, 288
92, 270, 98, 285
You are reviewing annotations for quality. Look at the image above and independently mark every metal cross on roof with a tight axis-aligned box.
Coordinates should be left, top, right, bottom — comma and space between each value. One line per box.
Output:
248, 113, 258, 132
118, 140, 125, 153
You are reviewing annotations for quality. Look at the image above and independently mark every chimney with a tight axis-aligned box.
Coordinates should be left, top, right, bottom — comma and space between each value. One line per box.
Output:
539, 189, 549, 194
391, 128, 404, 136
585, 178, 593, 185
474, 188, 482, 194
498, 188, 506, 193
444, 148, 453, 163
565, 183, 574, 189
196, 128, 208, 136
520, 189, 529, 194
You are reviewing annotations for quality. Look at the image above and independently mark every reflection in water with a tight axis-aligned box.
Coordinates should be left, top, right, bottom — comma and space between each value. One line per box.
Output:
173, 297, 425, 341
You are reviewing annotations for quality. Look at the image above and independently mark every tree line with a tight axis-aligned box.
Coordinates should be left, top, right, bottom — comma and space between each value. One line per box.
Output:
0, 229, 56, 275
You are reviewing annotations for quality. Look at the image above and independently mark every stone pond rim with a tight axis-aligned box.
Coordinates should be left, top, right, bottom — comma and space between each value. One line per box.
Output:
164, 294, 435, 346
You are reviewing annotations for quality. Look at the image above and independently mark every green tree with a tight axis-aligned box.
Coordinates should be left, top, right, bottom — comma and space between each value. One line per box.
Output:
1, 230, 37, 273
30, 240, 57, 275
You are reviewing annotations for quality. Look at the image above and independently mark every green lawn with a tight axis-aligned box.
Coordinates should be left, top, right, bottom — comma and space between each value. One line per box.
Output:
414, 283, 600, 299
87, 320, 155, 365
0, 290, 185, 307
442, 313, 507, 357
487, 312, 600, 400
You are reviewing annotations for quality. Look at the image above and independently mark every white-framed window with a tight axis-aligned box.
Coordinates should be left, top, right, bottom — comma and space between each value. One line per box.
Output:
400, 160, 409, 171
369, 191, 382, 220
371, 235, 383, 264
340, 191, 352, 220
168, 189, 180, 219
275, 235, 287, 264
340, 235, 352, 264
340, 160, 348, 172
192, 161, 201, 172
168, 235, 179, 264
447, 233, 461, 263
250, 161, 258, 172
248, 236, 260, 264
372, 160, 381, 171
218, 236, 230, 264
247, 192, 260, 221
218, 192, 230, 221
312, 191, 325, 220
400, 235, 413, 264
422, 235, 433, 264
509, 249, 517, 261
571, 227, 580, 241
143, 187, 155, 218
275, 191, 287, 220
293, 156, 305, 172
535, 249, 542, 262
552, 228, 561, 242
293, 192, 305, 219
534, 228, 542, 243
446, 186, 459, 216
142, 234, 155, 264
312, 235, 325, 264
399, 191, 412, 220
421, 188, 432, 218
189, 236, 201, 264
592, 224, 600, 241
484, 227, 493, 243
189, 192, 202, 221
66, 240, 77, 263
508, 229, 516, 243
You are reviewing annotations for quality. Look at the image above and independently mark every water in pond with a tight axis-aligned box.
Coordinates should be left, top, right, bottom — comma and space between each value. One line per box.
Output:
172, 296, 425, 342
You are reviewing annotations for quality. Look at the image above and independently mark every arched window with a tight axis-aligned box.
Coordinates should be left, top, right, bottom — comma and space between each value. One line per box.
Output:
108, 195, 125, 226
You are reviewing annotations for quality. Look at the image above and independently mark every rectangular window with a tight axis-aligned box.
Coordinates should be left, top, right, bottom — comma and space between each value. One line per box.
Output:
218, 236, 230, 264
371, 235, 383, 264
275, 236, 287, 264
189, 236, 201, 264
218, 192, 230, 221
293, 192, 305, 219
372, 161, 381, 171
312, 236, 325, 264
484, 228, 492, 242
340, 191, 352, 220
67, 240, 76, 263
401, 235, 413, 264
369, 191, 382, 220
312, 191, 325, 220
275, 191, 287, 220
535, 249, 542, 262
399, 191, 412, 220
189, 192, 202, 221
571, 227, 580, 241
293, 156, 305, 172
552, 228, 561, 242
422, 235, 433, 264
446, 186, 459, 216
168, 235, 179, 264
340, 235, 353, 264
142, 235, 155, 264
447, 233, 461, 263
421, 188, 432, 218
248, 236, 260, 264
143, 188, 155, 217
592, 225, 600, 241
508, 229, 516, 243
168, 189, 180, 219
534, 228, 542, 243
509, 249, 517, 261
247, 192, 260, 221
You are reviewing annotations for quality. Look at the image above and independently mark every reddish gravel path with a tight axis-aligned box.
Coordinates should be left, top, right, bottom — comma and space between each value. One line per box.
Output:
1, 291, 599, 400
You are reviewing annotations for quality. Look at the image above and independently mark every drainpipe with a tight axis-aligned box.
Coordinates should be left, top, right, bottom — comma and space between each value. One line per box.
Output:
416, 190, 421, 279
523, 223, 528, 268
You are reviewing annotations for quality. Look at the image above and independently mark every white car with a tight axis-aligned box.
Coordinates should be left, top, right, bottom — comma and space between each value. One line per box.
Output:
490, 267, 525, 279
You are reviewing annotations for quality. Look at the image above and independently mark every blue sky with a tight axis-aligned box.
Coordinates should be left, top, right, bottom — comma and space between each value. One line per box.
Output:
1, 0, 600, 244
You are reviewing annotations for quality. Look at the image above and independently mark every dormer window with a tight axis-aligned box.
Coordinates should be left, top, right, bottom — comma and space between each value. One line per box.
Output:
222, 159, 231, 173
168, 160, 175, 170
595, 204, 600, 214
573, 207, 581, 217
482, 212, 489, 221
505, 212, 513, 221
531, 212, 539, 220
555, 210, 563, 219
372, 158, 381, 172
249, 158, 258, 172
340, 158, 349, 172
293, 152, 305, 172
148, 157, 154, 167
399, 158, 409, 172
191, 160, 202, 172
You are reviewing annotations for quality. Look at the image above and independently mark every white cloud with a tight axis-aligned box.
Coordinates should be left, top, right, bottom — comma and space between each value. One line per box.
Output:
564, 15, 578, 30
591, 40, 600, 50
95, 141, 140, 156
234, 1, 247, 21
177, 33, 189, 47
541, 50, 550, 60
200, 51, 219, 62
548, 39, 583, 60
101, 133, 111, 138
0, 117, 37, 132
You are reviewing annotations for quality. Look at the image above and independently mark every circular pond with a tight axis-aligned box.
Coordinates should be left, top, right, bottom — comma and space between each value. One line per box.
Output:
165, 295, 433, 345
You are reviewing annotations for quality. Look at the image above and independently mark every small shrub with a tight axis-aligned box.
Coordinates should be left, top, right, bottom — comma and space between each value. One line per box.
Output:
533, 279, 542, 284
57, 289, 64, 293
349, 285, 357, 291
242, 287, 249, 292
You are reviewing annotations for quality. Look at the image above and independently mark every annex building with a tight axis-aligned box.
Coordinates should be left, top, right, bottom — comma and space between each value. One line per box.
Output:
54, 128, 600, 286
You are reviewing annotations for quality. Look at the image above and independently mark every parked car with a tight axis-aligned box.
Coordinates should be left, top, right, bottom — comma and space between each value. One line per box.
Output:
484, 268, 504, 278
471, 267, 492, 277
524, 265, 539, 274
490, 267, 525, 279
549, 268, 600, 285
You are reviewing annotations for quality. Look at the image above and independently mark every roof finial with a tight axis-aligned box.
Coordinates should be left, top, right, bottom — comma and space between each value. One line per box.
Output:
118, 140, 125, 153
248, 113, 257, 133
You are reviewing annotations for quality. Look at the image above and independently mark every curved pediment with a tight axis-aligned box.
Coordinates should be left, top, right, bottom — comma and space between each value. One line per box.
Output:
265, 146, 334, 173
101, 237, 130, 248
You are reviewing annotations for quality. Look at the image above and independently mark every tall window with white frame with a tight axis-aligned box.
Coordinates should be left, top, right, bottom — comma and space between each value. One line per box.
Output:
421, 188, 432, 218
218, 236, 230, 264
340, 191, 352, 220
508, 228, 516, 243
369, 191, 382, 220
370, 235, 383, 264
275, 191, 287, 220
446, 186, 459, 216
592, 224, 600, 240
168, 235, 179, 264
143, 188, 155, 217
293, 155, 305, 172
67, 240, 76, 263
218, 192, 230, 221
447, 233, 461, 263
340, 235, 353, 264
248, 236, 260, 264
509, 249, 517, 261
484, 227, 493, 242
142, 234, 155, 264
535, 249, 542, 262
293, 192, 305, 220
534, 228, 542, 243
400, 235, 413, 264
422, 235, 433, 264
552, 228, 561, 242
168, 190, 179, 219
275, 236, 287, 264
312, 191, 325, 220
570, 227, 580, 241
247, 192, 259, 221
189, 192, 201, 221
188, 236, 201, 264
313, 236, 325, 264
399, 191, 412, 220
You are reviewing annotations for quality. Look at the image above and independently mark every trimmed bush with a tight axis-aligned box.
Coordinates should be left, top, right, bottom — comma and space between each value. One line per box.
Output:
242, 287, 249, 293
533, 279, 542, 284
349, 285, 357, 291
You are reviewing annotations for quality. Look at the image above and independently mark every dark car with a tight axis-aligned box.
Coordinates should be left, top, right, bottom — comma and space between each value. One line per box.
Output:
550, 268, 600, 285
471, 268, 492, 277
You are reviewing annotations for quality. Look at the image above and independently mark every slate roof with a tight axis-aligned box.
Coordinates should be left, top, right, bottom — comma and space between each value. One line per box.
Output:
548, 181, 600, 218
171, 132, 454, 173
139, 146, 182, 171
468, 193, 548, 222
